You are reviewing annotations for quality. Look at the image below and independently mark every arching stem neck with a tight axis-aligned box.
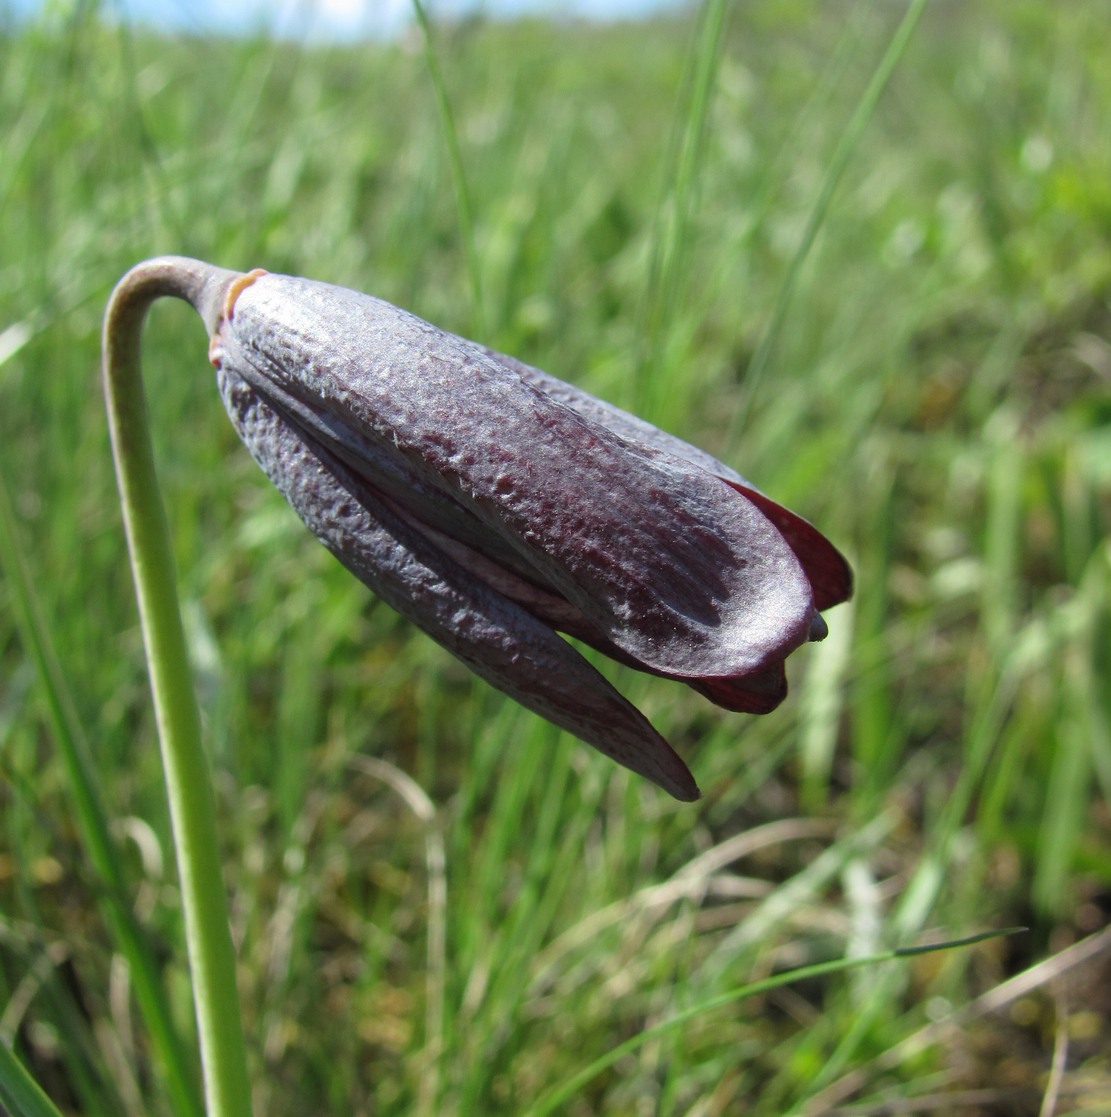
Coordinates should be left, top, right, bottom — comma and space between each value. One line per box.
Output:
102, 256, 253, 1117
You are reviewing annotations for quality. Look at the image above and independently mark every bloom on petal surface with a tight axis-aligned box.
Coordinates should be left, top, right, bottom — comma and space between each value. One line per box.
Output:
206, 268, 852, 801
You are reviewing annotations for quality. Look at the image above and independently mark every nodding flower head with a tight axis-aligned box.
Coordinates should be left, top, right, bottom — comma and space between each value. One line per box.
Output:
200, 266, 852, 801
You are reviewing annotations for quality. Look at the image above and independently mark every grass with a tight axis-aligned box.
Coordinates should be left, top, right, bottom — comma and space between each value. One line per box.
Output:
1, 0, 1110, 1113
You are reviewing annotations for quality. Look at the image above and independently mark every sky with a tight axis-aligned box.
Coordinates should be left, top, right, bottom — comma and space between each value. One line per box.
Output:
12, 0, 691, 41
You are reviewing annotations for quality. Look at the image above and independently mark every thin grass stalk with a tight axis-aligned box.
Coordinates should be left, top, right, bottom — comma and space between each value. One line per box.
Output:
634, 0, 728, 419
0, 466, 204, 1117
1034, 545, 1108, 914
732, 0, 929, 435
411, 0, 486, 338
102, 259, 252, 1117
526, 931, 1013, 1117
0, 1038, 66, 1117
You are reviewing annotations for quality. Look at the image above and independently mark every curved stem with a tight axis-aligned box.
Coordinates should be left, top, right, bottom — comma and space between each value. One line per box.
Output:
102, 257, 251, 1117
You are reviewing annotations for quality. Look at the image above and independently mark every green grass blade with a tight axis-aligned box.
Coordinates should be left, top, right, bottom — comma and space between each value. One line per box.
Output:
527, 929, 1017, 1117
0, 462, 204, 1117
1034, 545, 1108, 914
733, 0, 929, 430
634, 0, 728, 419
411, 0, 486, 337
0, 1040, 66, 1117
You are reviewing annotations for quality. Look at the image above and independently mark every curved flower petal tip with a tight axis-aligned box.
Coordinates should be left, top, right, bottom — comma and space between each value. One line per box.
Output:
204, 265, 851, 799
725, 482, 854, 612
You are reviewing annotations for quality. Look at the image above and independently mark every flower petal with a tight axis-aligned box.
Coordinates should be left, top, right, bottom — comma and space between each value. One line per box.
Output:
216, 366, 700, 801
478, 344, 853, 613
213, 273, 819, 683
688, 662, 788, 714
473, 343, 758, 486
724, 483, 853, 612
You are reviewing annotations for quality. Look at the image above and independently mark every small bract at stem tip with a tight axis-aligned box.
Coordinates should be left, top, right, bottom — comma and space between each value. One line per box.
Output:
208, 269, 268, 367
224, 269, 269, 322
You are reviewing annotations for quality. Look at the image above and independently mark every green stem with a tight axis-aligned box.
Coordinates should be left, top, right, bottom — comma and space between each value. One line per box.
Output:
102, 257, 252, 1117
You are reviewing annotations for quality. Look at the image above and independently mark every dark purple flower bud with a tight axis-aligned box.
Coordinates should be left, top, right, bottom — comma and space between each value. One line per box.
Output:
205, 269, 852, 800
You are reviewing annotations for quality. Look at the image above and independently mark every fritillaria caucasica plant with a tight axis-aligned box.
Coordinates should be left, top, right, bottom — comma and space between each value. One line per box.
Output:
102, 256, 851, 1116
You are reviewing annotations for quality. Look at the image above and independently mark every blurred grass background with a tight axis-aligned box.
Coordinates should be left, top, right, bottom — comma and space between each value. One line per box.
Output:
1, 0, 1110, 1113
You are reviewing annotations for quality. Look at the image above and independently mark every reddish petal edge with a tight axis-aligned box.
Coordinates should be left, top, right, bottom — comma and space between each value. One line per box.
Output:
725, 481, 854, 612
689, 662, 788, 714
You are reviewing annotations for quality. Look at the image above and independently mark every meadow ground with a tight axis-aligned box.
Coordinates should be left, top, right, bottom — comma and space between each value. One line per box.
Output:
1, 1, 1109, 1113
